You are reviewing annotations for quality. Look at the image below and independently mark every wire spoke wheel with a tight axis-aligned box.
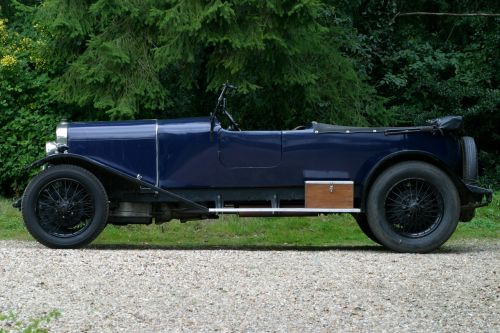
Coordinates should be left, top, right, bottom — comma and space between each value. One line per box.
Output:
22, 165, 109, 248
384, 178, 443, 238
36, 178, 95, 238
367, 161, 460, 253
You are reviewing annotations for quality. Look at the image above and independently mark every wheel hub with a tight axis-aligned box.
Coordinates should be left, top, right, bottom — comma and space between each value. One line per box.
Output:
385, 179, 443, 238
58, 200, 70, 213
36, 178, 94, 238
407, 201, 420, 213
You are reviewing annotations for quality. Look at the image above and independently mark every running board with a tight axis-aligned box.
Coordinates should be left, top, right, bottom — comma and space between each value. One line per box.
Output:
209, 208, 361, 214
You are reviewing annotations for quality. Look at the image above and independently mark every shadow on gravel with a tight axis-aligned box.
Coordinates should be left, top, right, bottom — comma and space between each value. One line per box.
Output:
87, 243, 389, 252
84, 242, 495, 253
8, 240, 489, 253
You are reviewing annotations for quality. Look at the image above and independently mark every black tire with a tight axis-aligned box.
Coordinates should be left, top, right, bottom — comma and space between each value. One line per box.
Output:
352, 214, 381, 244
366, 161, 460, 253
462, 136, 478, 184
21, 164, 109, 248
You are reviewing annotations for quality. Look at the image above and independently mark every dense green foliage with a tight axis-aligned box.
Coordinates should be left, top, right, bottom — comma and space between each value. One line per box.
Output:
0, 12, 65, 194
334, 0, 500, 182
37, 0, 386, 127
0, 0, 498, 195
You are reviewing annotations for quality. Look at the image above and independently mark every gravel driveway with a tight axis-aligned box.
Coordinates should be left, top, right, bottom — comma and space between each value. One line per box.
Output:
0, 240, 498, 332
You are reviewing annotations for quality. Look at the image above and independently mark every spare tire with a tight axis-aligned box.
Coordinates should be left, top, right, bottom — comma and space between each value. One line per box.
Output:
462, 136, 478, 184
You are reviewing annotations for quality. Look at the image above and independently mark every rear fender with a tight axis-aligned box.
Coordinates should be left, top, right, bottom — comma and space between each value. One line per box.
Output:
360, 150, 468, 211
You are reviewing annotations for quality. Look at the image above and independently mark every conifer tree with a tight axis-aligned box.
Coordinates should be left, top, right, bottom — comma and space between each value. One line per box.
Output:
38, 0, 387, 127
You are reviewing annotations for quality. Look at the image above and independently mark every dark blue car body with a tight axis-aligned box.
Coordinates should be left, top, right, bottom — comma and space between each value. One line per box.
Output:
67, 117, 463, 207
19, 90, 492, 251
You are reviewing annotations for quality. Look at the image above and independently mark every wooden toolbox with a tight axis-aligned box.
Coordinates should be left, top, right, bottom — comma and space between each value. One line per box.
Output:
305, 181, 354, 209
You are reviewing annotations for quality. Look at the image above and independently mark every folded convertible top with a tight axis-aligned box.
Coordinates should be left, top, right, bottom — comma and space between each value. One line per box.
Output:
313, 116, 463, 135
425, 116, 463, 130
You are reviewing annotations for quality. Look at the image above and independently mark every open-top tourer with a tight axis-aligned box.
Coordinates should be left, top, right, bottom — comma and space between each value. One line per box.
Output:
16, 84, 492, 252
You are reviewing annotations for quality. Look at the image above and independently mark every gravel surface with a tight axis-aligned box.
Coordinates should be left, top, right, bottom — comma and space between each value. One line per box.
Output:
0, 240, 499, 333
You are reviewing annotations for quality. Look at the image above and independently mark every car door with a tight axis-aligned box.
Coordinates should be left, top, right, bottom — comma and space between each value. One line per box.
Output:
218, 129, 282, 168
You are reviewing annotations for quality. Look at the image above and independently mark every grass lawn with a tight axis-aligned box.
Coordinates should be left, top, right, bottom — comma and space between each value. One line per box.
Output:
0, 194, 498, 248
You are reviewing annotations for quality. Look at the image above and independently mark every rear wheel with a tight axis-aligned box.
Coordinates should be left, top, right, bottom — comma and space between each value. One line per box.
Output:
22, 164, 109, 248
367, 161, 460, 253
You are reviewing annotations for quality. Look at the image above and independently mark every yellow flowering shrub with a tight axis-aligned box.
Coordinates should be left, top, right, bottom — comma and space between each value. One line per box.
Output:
0, 54, 17, 67
0, 18, 47, 70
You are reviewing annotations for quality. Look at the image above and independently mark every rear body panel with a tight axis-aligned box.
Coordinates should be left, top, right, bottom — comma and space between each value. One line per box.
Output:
159, 119, 462, 191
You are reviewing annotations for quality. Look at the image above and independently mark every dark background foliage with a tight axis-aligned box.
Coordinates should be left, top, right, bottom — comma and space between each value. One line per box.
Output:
0, 0, 498, 195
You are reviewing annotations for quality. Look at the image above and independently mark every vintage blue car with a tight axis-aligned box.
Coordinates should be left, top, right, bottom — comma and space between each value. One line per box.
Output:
17, 84, 492, 252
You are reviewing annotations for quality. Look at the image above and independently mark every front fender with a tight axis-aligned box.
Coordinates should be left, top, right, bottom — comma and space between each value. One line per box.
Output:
24, 153, 208, 213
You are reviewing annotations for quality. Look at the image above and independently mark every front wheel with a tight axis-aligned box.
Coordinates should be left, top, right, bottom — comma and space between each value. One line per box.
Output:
21, 164, 109, 248
367, 161, 460, 253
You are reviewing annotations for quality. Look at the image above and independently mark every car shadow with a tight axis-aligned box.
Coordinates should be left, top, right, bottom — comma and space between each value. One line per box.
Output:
86, 243, 388, 252
85, 242, 491, 254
